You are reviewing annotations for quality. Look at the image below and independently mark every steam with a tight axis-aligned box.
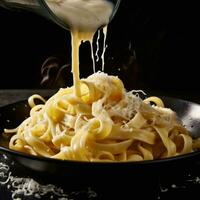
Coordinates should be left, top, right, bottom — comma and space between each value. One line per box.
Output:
40, 57, 71, 88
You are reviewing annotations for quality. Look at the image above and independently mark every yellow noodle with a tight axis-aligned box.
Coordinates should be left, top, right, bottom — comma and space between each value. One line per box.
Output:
5, 72, 199, 162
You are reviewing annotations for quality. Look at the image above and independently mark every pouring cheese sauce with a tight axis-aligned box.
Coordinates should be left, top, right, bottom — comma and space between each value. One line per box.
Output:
45, 0, 113, 97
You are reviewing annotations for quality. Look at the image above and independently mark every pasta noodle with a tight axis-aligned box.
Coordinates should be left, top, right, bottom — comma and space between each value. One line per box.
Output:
4, 72, 198, 162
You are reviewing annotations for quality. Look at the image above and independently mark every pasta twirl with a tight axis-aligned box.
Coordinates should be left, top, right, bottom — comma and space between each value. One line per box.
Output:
4, 72, 199, 162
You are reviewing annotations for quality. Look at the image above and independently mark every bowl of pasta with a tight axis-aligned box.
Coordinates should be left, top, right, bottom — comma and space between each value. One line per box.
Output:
1, 73, 200, 198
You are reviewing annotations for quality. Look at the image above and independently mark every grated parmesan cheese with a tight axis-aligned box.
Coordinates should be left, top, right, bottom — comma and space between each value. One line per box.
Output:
0, 154, 97, 200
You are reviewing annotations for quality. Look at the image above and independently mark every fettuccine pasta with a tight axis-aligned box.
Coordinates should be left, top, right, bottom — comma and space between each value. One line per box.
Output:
4, 72, 197, 162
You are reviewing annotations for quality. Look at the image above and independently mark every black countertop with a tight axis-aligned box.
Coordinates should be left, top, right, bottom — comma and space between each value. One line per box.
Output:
0, 90, 55, 107
1, 90, 200, 200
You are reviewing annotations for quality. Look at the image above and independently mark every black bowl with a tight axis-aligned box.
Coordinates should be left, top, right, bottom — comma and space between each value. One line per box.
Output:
1, 97, 200, 198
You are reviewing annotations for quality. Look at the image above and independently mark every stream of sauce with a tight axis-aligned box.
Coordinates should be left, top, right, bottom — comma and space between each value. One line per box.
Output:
45, 0, 114, 96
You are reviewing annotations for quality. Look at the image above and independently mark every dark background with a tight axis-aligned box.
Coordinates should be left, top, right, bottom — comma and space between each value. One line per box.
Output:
0, 1, 198, 91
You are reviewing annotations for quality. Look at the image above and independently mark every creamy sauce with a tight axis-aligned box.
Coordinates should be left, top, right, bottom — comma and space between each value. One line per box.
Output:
45, 0, 113, 96
71, 30, 94, 97
46, 0, 113, 32
90, 39, 96, 73
101, 27, 108, 71
95, 30, 101, 62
